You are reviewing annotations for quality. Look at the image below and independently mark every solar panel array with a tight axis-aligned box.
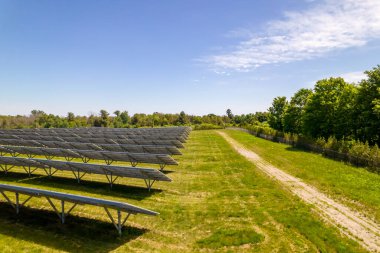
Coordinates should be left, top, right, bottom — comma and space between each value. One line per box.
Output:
0, 127, 190, 189
0, 126, 191, 234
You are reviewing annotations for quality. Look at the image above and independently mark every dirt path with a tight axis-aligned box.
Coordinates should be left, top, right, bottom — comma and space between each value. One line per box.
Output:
218, 131, 380, 252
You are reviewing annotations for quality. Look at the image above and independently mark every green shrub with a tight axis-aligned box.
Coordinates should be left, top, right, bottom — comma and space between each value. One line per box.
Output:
193, 123, 224, 130
242, 125, 379, 173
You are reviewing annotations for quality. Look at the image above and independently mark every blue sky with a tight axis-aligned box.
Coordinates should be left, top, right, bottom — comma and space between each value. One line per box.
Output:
1, 0, 379, 116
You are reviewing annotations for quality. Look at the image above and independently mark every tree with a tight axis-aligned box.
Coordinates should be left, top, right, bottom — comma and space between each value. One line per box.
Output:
114, 110, 121, 117
67, 112, 75, 122
268, 96, 288, 131
99, 109, 109, 127
31, 110, 45, 117
283, 89, 312, 133
353, 66, 380, 144
333, 83, 357, 139
178, 111, 188, 125
302, 77, 350, 139
255, 112, 268, 123
226, 109, 234, 120
120, 111, 130, 125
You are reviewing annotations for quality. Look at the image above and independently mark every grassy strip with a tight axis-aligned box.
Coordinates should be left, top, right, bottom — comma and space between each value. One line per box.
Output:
224, 129, 380, 222
0, 130, 366, 252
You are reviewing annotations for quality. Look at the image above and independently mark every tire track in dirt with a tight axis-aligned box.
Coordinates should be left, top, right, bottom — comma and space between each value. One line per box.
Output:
218, 131, 380, 252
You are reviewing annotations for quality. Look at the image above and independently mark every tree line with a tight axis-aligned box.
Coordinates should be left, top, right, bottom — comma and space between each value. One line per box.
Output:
266, 65, 380, 146
0, 110, 233, 129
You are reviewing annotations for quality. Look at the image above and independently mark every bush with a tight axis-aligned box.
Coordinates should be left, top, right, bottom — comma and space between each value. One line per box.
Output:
193, 124, 224, 130
242, 125, 379, 173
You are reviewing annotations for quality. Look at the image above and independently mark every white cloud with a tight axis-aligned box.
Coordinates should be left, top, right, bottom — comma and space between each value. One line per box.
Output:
206, 0, 380, 71
340, 71, 366, 83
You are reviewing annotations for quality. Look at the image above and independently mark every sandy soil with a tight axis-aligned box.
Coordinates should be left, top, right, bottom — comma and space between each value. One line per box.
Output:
218, 131, 380, 252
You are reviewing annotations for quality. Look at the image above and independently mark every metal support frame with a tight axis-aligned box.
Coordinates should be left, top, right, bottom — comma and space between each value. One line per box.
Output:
70, 168, 86, 183
10, 152, 19, 158
81, 157, 90, 163
44, 155, 55, 160
104, 159, 113, 165
159, 164, 166, 171
26, 154, 36, 159
0, 164, 14, 173
64, 156, 74, 162
0, 191, 33, 214
102, 153, 114, 165
104, 207, 131, 236
0, 191, 15, 209
42, 166, 58, 178
143, 179, 156, 191
22, 166, 37, 177
45, 197, 77, 224
104, 170, 119, 188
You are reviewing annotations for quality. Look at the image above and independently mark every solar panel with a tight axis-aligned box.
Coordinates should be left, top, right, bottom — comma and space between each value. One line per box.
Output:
0, 145, 178, 167
6, 132, 187, 143
0, 128, 189, 141
0, 138, 182, 155
0, 156, 171, 189
0, 183, 157, 235
0, 134, 185, 148
3, 128, 189, 136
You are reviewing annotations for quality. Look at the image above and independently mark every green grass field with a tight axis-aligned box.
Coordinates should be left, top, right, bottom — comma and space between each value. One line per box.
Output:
0, 130, 368, 252
224, 129, 380, 222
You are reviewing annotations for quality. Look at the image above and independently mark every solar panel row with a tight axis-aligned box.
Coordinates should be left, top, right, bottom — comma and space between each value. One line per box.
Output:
0, 134, 185, 148
0, 156, 171, 188
0, 183, 158, 235
0, 145, 178, 167
0, 126, 191, 138
0, 138, 182, 155
0, 132, 187, 142
0, 126, 191, 234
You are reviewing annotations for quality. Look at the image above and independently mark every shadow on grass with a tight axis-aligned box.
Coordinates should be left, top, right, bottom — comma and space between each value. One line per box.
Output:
284, 146, 317, 154
0, 202, 147, 252
161, 169, 175, 174
0, 171, 162, 200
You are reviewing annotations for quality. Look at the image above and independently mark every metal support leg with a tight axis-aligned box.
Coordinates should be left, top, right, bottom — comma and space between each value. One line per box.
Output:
143, 179, 156, 191
20, 195, 33, 208
10, 152, 20, 158
81, 157, 90, 163
105, 159, 114, 165
45, 155, 55, 160
66, 203, 77, 216
45, 197, 63, 221
15, 193, 19, 214
104, 172, 118, 189
104, 207, 130, 236
117, 210, 122, 236
0, 191, 15, 209
71, 169, 86, 183
61, 200, 65, 224
45, 197, 77, 224
0, 164, 14, 174
43, 167, 58, 178
22, 166, 37, 177
64, 157, 74, 162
